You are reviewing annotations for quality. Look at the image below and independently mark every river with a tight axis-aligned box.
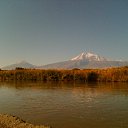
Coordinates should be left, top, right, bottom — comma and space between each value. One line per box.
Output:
0, 82, 128, 128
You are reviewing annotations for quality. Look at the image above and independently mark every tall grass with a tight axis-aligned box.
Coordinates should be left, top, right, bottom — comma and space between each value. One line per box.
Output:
0, 67, 128, 82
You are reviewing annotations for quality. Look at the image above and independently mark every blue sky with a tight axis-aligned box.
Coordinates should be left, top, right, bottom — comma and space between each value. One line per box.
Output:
0, 0, 128, 66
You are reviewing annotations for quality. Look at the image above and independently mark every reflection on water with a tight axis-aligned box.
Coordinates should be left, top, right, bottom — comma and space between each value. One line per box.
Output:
0, 82, 128, 128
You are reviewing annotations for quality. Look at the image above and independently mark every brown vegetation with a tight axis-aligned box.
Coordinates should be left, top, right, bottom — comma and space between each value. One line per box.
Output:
0, 67, 128, 82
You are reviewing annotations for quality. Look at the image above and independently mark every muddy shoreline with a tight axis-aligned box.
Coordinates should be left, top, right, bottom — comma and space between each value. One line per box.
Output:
0, 114, 50, 128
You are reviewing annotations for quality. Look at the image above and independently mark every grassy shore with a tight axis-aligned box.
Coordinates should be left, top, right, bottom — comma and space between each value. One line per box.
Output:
0, 114, 50, 128
0, 66, 128, 82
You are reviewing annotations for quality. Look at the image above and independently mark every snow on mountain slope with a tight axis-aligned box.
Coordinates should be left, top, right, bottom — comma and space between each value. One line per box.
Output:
71, 52, 107, 61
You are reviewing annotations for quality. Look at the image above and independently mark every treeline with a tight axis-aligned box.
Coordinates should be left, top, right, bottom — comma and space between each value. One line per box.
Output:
0, 66, 128, 82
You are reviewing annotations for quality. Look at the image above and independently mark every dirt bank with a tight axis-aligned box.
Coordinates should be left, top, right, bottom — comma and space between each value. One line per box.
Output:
0, 114, 50, 128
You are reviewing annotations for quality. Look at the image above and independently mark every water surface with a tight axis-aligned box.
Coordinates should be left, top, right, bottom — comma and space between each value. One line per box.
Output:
0, 82, 128, 128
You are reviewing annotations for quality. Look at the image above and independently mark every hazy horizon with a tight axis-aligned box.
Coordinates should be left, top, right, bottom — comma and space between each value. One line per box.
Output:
0, 0, 128, 67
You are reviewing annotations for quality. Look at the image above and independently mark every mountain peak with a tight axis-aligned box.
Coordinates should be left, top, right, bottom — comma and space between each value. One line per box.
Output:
17, 60, 28, 64
2, 61, 35, 70
71, 52, 107, 61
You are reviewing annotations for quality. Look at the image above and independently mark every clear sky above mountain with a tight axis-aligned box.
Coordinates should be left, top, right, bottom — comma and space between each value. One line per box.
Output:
0, 0, 128, 66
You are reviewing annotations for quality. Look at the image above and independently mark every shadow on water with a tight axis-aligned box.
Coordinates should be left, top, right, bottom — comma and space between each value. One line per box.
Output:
0, 81, 128, 90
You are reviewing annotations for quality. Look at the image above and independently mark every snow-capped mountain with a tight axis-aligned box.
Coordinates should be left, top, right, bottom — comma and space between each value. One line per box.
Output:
71, 52, 107, 61
1, 52, 128, 70
38, 52, 128, 69
2, 61, 36, 70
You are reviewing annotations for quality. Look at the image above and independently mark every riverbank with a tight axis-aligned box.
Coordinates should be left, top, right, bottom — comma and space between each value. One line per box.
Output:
0, 114, 50, 128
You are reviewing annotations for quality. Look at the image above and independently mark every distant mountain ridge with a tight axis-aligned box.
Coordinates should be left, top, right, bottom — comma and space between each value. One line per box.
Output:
1, 52, 128, 70
2, 61, 36, 70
